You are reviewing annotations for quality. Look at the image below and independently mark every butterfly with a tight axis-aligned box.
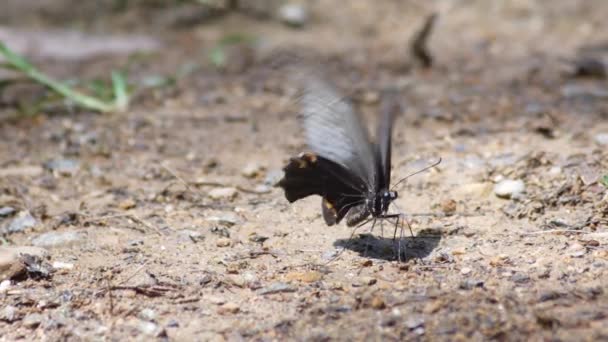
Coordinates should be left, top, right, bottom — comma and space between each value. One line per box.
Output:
278, 76, 437, 233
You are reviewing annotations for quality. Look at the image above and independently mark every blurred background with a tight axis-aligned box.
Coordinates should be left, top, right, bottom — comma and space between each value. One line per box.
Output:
2, 1, 608, 340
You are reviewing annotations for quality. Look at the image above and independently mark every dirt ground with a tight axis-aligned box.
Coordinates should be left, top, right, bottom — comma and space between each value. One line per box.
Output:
2, 1, 608, 341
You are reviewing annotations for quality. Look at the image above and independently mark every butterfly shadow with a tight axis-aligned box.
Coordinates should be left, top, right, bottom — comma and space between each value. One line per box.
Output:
333, 230, 442, 262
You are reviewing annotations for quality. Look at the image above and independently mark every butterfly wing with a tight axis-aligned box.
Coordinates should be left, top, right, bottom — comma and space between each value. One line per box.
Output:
278, 153, 368, 225
375, 89, 400, 189
299, 76, 377, 192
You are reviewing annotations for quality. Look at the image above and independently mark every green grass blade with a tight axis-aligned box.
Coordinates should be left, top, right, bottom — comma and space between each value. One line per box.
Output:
0, 41, 119, 112
111, 70, 129, 111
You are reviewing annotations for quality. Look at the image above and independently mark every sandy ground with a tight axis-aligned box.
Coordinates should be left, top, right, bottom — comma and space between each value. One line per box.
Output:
2, 1, 608, 340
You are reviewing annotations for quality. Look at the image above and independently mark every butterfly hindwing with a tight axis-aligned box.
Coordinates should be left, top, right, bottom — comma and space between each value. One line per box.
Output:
278, 153, 367, 225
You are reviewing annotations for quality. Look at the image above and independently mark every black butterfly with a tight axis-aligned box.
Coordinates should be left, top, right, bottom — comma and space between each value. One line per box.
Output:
278, 77, 418, 231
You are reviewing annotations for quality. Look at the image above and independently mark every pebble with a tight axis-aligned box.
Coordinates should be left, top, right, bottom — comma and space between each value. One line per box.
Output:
138, 320, 161, 336
208, 296, 226, 305
285, 270, 323, 283
569, 243, 587, 258
178, 230, 204, 243
22, 313, 44, 328
216, 238, 232, 247
0, 280, 10, 292
510, 273, 530, 284
278, 3, 309, 27
0, 165, 43, 178
206, 213, 240, 226
460, 267, 472, 275
52, 261, 74, 270
218, 302, 240, 315
353, 276, 376, 287
405, 316, 425, 330
0, 246, 49, 281
118, 198, 137, 210
31, 230, 86, 248
459, 279, 484, 290
370, 296, 386, 310
241, 162, 264, 178
594, 133, 608, 146
0, 305, 17, 322
441, 199, 457, 215
4, 211, 37, 234
139, 308, 157, 321
494, 179, 525, 199
208, 187, 237, 200
43, 158, 80, 176
549, 166, 562, 176
0, 207, 15, 217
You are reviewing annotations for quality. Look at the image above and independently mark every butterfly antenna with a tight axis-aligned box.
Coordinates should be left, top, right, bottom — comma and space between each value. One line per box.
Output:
391, 157, 442, 190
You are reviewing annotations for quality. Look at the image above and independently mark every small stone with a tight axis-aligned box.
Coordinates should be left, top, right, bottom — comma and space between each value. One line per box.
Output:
216, 238, 232, 247
208, 296, 226, 305
218, 302, 240, 315
4, 211, 37, 234
248, 233, 269, 244
210, 226, 231, 238
353, 276, 376, 287
0, 165, 44, 178
494, 179, 525, 199
460, 267, 472, 275
459, 279, 484, 290
23, 313, 44, 328
0, 280, 10, 293
52, 261, 74, 270
285, 271, 323, 283
208, 187, 238, 200
138, 320, 159, 336
549, 166, 562, 176
594, 133, 608, 146
362, 91, 380, 104
0, 207, 16, 217
139, 308, 157, 321
278, 3, 308, 28
569, 243, 587, 258
241, 162, 264, 178
441, 199, 457, 215
206, 213, 240, 226
0, 305, 17, 322
405, 316, 425, 330
489, 255, 511, 267
370, 296, 386, 310
0, 246, 49, 281
43, 158, 80, 176
510, 273, 530, 284
178, 230, 204, 243
32, 230, 86, 248
118, 198, 137, 210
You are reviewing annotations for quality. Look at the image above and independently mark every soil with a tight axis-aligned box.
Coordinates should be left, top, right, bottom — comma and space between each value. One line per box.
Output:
2, 1, 608, 341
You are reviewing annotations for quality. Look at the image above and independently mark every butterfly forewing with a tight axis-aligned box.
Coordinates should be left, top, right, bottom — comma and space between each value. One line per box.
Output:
299, 77, 377, 191
375, 89, 400, 189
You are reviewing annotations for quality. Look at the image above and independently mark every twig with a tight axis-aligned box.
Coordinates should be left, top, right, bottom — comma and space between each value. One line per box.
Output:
82, 213, 130, 224
161, 162, 199, 194
106, 279, 114, 315
523, 229, 586, 236
129, 213, 164, 235
410, 13, 438, 68
83, 213, 164, 235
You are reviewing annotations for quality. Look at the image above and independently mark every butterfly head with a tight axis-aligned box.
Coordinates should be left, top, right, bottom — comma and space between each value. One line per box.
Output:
370, 190, 398, 217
